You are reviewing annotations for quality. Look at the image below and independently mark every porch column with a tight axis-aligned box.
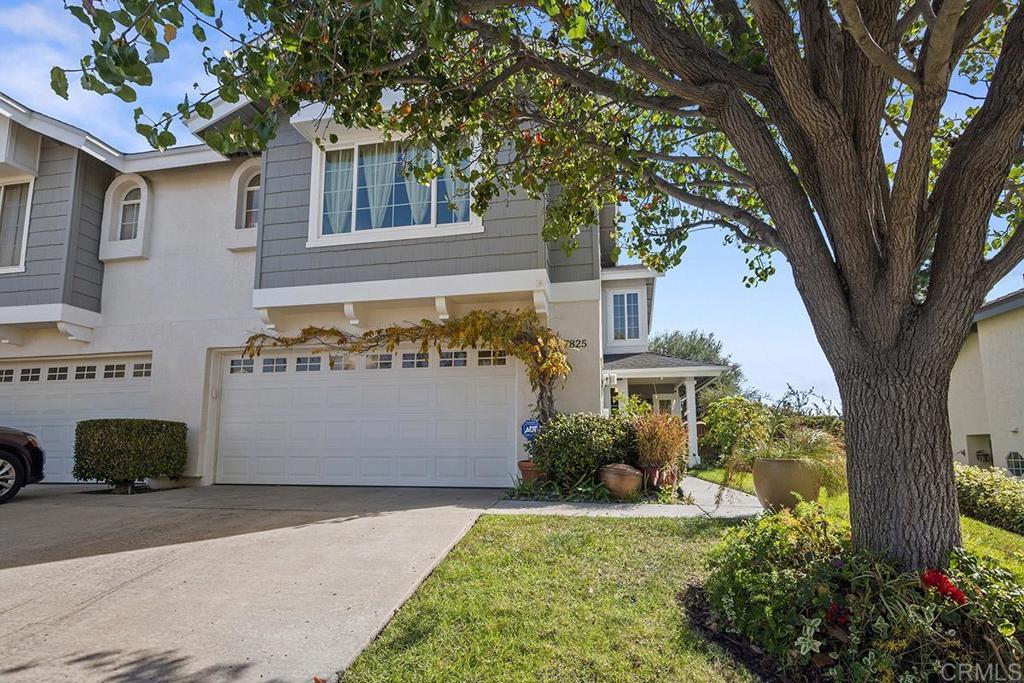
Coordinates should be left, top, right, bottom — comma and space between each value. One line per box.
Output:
684, 377, 699, 467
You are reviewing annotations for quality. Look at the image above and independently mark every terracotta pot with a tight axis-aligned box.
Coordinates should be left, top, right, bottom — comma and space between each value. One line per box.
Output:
642, 466, 661, 489
661, 467, 679, 489
517, 459, 542, 484
752, 458, 821, 511
599, 463, 643, 500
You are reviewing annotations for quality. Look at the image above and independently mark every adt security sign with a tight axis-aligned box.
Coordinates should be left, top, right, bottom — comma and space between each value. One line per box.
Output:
521, 419, 541, 441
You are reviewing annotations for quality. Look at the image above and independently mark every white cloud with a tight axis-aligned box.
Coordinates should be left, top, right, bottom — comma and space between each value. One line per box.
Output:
0, 3, 82, 47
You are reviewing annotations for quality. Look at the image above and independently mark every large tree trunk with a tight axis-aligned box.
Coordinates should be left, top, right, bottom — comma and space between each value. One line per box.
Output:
836, 350, 962, 569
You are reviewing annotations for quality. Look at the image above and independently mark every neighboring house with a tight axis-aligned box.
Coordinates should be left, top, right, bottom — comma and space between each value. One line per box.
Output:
0, 92, 726, 487
949, 286, 1024, 476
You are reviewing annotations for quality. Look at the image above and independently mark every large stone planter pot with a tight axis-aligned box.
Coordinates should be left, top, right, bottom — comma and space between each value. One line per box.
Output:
599, 464, 643, 500
752, 459, 821, 511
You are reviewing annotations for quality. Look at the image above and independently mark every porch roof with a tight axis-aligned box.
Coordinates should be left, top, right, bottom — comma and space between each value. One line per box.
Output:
602, 352, 730, 379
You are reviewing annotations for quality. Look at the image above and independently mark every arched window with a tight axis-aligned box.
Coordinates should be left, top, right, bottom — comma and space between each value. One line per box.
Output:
242, 173, 261, 229
119, 187, 142, 240
1008, 452, 1024, 477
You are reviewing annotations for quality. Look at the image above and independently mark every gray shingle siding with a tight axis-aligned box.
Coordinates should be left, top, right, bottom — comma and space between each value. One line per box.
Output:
548, 224, 600, 283
256, 119, 594, 289
0, 139, 75, 306
0, 138, 110, 312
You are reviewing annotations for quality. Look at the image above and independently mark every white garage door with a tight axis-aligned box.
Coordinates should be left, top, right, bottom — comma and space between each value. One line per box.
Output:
216, 349, 519, 487
0, 355, 154, 482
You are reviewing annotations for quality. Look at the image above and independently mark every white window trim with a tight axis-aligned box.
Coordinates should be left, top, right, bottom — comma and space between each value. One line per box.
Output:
0, 175, 34, 275
604, 286, 648, 350
306, 133, 483, 248
228, 158, 262, 249
100, 173, 151, 262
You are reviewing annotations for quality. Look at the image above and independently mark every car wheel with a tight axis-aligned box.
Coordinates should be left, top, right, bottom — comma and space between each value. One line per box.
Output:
0, 453, 25, 504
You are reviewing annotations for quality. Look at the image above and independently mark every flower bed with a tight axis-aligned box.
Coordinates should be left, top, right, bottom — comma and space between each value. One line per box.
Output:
704, 504, 1024, 680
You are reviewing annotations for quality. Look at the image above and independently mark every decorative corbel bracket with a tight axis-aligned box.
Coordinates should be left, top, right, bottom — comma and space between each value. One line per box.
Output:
56, 321, 92, 343
344, 302, 360, 328
434, 296, 450, 321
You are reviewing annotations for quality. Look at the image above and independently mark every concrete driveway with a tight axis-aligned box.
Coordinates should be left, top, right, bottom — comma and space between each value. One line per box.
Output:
0, 484, 503, 683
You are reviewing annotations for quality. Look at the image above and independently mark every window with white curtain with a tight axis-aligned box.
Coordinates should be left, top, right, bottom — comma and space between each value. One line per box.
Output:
0, 180, 31, 270
321, 141, 471, 236
118, 187, 142, 240
242, 173, 261, 229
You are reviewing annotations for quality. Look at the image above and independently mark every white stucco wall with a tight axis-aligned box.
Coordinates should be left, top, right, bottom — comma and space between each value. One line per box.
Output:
949, 307, 1024, 471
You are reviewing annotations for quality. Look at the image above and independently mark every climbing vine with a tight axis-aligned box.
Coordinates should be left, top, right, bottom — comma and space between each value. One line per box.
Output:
244, 309, 571, 422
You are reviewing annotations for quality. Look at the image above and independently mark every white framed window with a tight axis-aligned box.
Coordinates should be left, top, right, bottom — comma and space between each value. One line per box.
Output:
133, 362, 152, 378
329, 354, 355, 371
296, 356, 321, 372
20, 368, 40, 382
366, 353, 393, 370
229, 358, 254, 374
478, 350, 507, 367
47, 366, 69, 381
118, 188, 142, 240
263, 357, 288, 373
243, 173, 261, 229
101, 174, 151, 261
75, 365, 97, 380
103, 364, 126, 379
0, 178, 33, 274
402, 352, 429, 368
605, 287, 648, 348
440, 350, 468, 368
0, 369, 12, 383
1008, 452, 1024, 477
308, 136, 482, 247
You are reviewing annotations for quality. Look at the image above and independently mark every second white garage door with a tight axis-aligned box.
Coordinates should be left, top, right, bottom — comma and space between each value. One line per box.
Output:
215, 349, 519, 487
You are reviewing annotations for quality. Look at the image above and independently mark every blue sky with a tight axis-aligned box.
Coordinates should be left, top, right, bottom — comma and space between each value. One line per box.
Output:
1, 0, 1021, 405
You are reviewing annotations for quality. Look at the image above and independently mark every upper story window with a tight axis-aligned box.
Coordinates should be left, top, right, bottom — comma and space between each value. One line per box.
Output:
118, 188, 142, 240
308, 139, 482, 247
612, 292, 641, 341
101, 174, 151, 262
243, 174, 261, 229
0, 179, 32, 273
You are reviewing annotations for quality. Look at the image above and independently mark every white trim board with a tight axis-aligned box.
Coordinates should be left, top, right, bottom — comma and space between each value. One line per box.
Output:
253, 269, 552, 309
0, 304, 101, 328
608, 366, 728, 378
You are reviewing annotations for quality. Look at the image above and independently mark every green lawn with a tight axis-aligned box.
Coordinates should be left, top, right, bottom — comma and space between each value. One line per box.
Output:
691, 467, 1024, 577
341, 515, 753, 683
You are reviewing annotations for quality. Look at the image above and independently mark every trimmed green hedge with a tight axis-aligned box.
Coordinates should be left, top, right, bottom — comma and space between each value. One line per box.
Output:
74, 419, 188, 488
955, 462, 1024, 535
525, 413, 637, 488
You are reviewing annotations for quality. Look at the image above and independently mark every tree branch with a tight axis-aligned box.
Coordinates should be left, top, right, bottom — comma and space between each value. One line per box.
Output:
922, 0, 967, 86
837, 0, 923, 88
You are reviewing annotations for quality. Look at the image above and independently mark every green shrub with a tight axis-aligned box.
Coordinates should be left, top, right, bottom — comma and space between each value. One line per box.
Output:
705, 504, 1024, 680
702, 395, 770, 456
74, 419, 188, 489
525, 413, 636, 488
955, 462, 1024, 535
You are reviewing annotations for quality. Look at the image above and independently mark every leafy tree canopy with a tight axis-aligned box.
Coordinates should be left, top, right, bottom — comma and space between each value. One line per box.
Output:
648, 329, 744, 411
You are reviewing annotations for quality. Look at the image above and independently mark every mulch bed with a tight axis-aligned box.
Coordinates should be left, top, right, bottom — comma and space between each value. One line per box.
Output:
681, 585, 825, 683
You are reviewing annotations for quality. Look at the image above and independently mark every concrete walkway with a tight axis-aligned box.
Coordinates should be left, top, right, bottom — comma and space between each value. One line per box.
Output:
0, 484, 503, 683
486, 476, 763, 519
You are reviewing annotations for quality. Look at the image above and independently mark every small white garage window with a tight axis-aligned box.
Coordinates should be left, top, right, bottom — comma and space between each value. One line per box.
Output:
104, 364, 126, 379
133, 362, 152, 378
0, 369, 12, 383
478, 350, 507, 367
1008, 452, 1024, 477
229, 358, 254, 374
47, 366, 69, 381
20, 368, 40, 382
263, 357, 288, 373
366, 353, 392, 370
440, 350, 467, 368
402, 352, 429, 368
75, 365, 97, 380
330, 355, 355, 371
296, 356, 321, 372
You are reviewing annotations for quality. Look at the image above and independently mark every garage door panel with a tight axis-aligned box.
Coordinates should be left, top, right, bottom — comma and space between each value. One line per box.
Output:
216, 350, 517, 487
0, 355, 153, 482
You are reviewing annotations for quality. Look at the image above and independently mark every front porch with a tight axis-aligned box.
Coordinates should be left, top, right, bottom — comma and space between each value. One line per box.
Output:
601, 352, 730, 466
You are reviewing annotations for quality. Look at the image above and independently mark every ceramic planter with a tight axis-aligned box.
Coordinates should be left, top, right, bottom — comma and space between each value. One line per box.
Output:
752, 458, 821, 511
517, 459, 542, 484
599, 463, 643, 499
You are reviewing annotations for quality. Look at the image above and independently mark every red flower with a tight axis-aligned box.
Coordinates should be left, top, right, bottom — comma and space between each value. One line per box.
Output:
825, 602, 849, 626
921, 569, 967, 605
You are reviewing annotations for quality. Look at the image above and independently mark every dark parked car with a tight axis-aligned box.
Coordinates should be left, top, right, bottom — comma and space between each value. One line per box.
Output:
0, 427, 44, 504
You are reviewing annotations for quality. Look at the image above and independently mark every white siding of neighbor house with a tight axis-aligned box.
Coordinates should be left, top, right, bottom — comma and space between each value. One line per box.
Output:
949, 306, 1024, 472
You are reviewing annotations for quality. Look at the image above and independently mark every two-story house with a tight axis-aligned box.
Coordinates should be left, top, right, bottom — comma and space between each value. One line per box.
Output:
0, 92, 726, 487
